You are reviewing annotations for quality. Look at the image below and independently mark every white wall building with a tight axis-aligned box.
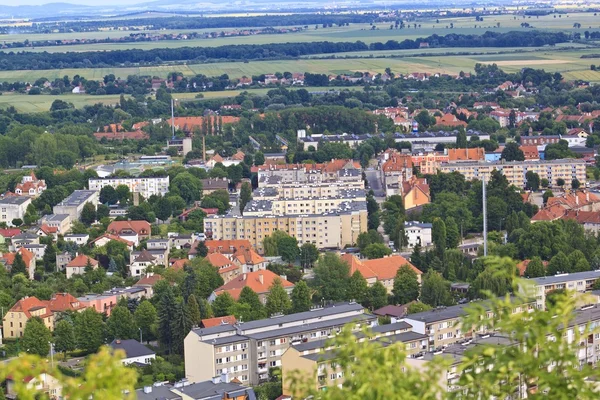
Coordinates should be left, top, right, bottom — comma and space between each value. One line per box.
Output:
89, 176, 170, 199
0, 197, 32, 226
404, 221, 433, 248
53, 190, 99, 221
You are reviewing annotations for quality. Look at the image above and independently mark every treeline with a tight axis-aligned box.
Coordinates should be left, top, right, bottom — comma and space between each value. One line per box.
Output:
0, 31, 570, 71
23, 13, 377, 34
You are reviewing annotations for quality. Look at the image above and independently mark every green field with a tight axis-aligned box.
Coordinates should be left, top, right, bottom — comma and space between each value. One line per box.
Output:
0, 87, 344, 112
4, 12, 600, 53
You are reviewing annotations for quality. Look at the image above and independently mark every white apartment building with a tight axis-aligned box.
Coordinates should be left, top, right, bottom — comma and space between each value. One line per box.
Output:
0, 197, 32, 226
53, 190, 99, 221
523, 270, 600, 309
89, 176, 170, 199
404, 221, 433, 248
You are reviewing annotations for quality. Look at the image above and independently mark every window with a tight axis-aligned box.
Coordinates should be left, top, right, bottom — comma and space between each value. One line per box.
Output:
225, 357, 231, 363
241, 354, 247, 360
330, 374, 336, 380
232, 345, 238, 351
269, 361, 277, 367
270, 340, 276, 346
216, 358, 223, 364
241, 375, 248, 381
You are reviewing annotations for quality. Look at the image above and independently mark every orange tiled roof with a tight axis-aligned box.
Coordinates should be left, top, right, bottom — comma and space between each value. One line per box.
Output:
8, 296, 51, 318
531, 204, 566, 221
45, 293, 86, 312
214, 270, 294, 299
201, 315, 237, 328
205, 240, 253, 255
382, 152, 413, 173
435, 113, 467, 127
39, 225, 58, 235
519, 145, 539, 160
134, 273, 163, 286
205, 252, 233, 268
341, 254, 422, 281
447, 148, 485, 162
107, 220, 151, 236
90, 233, 134, 247
2, 247, 35, 268
516, 259, 549, 277
66, 254, 98, 268
170, 258, 190, 271
234, 247, 265, 265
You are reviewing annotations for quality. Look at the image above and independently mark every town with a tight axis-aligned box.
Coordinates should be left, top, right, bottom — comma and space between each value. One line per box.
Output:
2, 1, 600, 399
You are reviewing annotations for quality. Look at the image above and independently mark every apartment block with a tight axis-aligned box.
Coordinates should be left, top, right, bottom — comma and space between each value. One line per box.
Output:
523, 270, 600, 309
184, 303, 375, 386
0, 197, 32, 226
439, 159, 586, 189
255, 159, 363, 188
88, 176, 170, 198
53, 190, 99, 221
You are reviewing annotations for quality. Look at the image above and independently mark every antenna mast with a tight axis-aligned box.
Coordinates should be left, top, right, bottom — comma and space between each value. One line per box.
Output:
483, 174, 488, 257
171, 99, 175, 140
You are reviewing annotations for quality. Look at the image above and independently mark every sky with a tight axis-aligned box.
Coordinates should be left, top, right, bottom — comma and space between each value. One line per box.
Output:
0, 0, 144, 6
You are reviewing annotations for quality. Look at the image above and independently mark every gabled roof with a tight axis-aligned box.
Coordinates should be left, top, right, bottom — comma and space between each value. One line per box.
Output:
89, 233, 134, 247
109, 339, 155, 359
233, 247, 265, 265
66, 254, 98, 268
0, 228, 21, 238
134, 249, 156, 263
447, 148, 485, 162
8, 296, 51, 318
46, 293, 86, 312
213, 270, 294, 299
520, 145, 539, 160
2, 247, 35, 267
205, 252, 233, 268
341, 254, 422, 281
134, 273, 163, 287
107, 220, 151, 235
382, 152, 413, 173
201, 315, 237, 328
38, 225, 58, 235
170, 258, 190, 270
205, 240, 253, 254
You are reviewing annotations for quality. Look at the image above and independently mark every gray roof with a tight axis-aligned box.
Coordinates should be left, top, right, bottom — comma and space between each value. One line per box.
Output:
404, 304, 471, 324
43, 214, 70, 222
208, 335, 249, 346
372, 321, 413, 333
56, 190, 97, 207
65, 234, 89, 238
12, 232, 38, 240
404, 221, 433, 229
530, 271, 600, 286
0, 197, 30, 205
110, 339, 155, 359
376, 331, 429, 345
135, 380, 256, 400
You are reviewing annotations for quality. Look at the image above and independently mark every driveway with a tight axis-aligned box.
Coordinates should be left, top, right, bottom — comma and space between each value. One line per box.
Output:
364, 168, 385, 198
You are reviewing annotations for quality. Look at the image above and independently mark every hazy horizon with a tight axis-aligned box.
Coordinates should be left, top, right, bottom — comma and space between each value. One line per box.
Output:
0, 0, 146, 6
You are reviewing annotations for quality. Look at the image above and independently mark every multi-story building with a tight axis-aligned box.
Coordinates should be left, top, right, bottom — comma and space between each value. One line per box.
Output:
184, 302, 376, 386
209, 270, 294, 304
53, 190, 99, 221
404, 221, 433, 248
2, 296, 54, 340
282, 322, 427, 395
439, 159, 586, 189
340, 254, 422, 293
0, 197, 31, 226
411, 152, 449, 175
40, 213, 71, 235
14, 172, 46, 197
255, 159, 363, 188
523, 270, 600, 309
89, 176, 170, 198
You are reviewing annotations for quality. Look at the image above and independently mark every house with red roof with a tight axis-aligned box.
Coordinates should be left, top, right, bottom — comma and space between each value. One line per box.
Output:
434, 113, 468, 128
107, 220, 151, 244
341, 253, 422, 294
200, 315, 237, 328
133, 273, 164, 298
209, 270, 294, 304
14, 172, 46, 197
205, 252, 240, 283
520, 145, 540, 161
2, 296, 54, 339
65, 254, 98, 279
2, 247, 36, 280
447, 148, 485, 163
45, 292, 87, 313
6, 373, 63, 399
89, 233, 135, 251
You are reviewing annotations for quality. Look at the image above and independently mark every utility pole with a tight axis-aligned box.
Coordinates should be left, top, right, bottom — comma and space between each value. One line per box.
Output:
139, 327, 143, 344
170, 99, 175, 140
483, 174, 488, 257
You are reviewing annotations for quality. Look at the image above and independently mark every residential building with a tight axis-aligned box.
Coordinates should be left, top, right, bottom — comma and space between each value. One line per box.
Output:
56, 251, 72, 272
184, 302, 375, 385
23, 243, 46, 260
64, 233, 89, 246
89, 176, 170, 198
78, 292, 118, 316
2, 296, 54, 339
447, 148, 485, 163
404, 221, 433, 247
46, 292, 87, 313
166, 137, 193, 156
402, 176, 431, 210
1, 247, 36, 280
439, 159, 586, 189
147, 238, 170, 251
232, 247, 268, 273
341, 254, 422, 293
135, 376, 256, 400
89, 233, 135, 251
133, 273, 163, 298
107, 220, 151, 244
201, 178, 230, 195
254, 159, 363, 188
0, 196, 31, 226
380, 150, 413, 196
523, 271, 600, 309
130, 249, 157, 276
110, 339, 156, 366
14, 172, 46, 197
206, 252, 241, 283
65, 254, 98, 279
169, 233, 194, 249
39, 213, 71, 235
6, 373, 62, 400
209, 270, 294, 304
11, 231, 39, 249
53, 190, 99, 221
411, 152, 448, 175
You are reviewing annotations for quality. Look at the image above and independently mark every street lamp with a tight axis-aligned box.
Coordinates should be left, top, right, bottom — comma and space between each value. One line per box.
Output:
139, 327, 143, 344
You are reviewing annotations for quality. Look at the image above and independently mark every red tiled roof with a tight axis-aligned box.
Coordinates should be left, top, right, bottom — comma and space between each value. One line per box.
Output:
39, 225, 58, 235
201, 315, 237, 328
341, 254, 422, 281
382, 152, 413, 173
214, 270, 294, 299
2, 247, 35, 269
205, 252, 233, 268
516, 259, 549, 277
205, 240, 253, 255
45, 293, 86, 312
0, 228, 22, 238
233, 247, 265, 265
447, 148, 485, 162
134, 273, 163, 286
171, 258, 190, 270
8, 296, 51, 318
90, 233, 134, 247
107, 220, 151, 236
66, 254, 98, 268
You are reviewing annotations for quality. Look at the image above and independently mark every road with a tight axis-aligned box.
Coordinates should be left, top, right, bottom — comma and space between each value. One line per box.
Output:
364, 168, 385, 198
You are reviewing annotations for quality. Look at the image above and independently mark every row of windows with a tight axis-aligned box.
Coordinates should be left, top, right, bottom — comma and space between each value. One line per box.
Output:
216, 354, 248, 364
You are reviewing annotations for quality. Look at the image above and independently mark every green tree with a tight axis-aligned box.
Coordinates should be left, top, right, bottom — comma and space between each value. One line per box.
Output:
11, 252, 27, 276
524, 256, 545, 278
432, 218, 447, 259
107, 305, 136, 341
22, 317, 51, 357
80, 202, 96, 225
239, 182, 252, 215
53, 319, 76, 358
266, 278, 292, 316
445, 216, 460, 249
238, 286, 266, 320
456, 130, 467, 148
547, 251, 570, 275
392, 265, 420, 305
157, 287, 177, 353
362, 243, 392, 259
366, 281, 388, 310
313, 253, 350, 302
212, 292, 236, 317
500, 142, 525, 161
407, 301, 433, 314
254, 151, 265, 166
186, 294, 202, 326
291, 280, 312, 313
75, 308, 105, 353
299, 243, 319, 269
170, 172, 202, 204
525, 171, 540, 191
420, 270, 453, 307
346, 270, 368, 304
134, 300, 157, 344
99, 185, 118, 205
470, 259, 514, 298
171, 299, 193, 354
572, 178, 581, 189
557, 178, 565, 187
154, 197, 173, 221
543, 190, 554, 205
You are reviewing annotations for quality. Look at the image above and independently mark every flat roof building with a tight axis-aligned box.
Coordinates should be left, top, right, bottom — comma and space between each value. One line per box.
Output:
53, 190, 99, 221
